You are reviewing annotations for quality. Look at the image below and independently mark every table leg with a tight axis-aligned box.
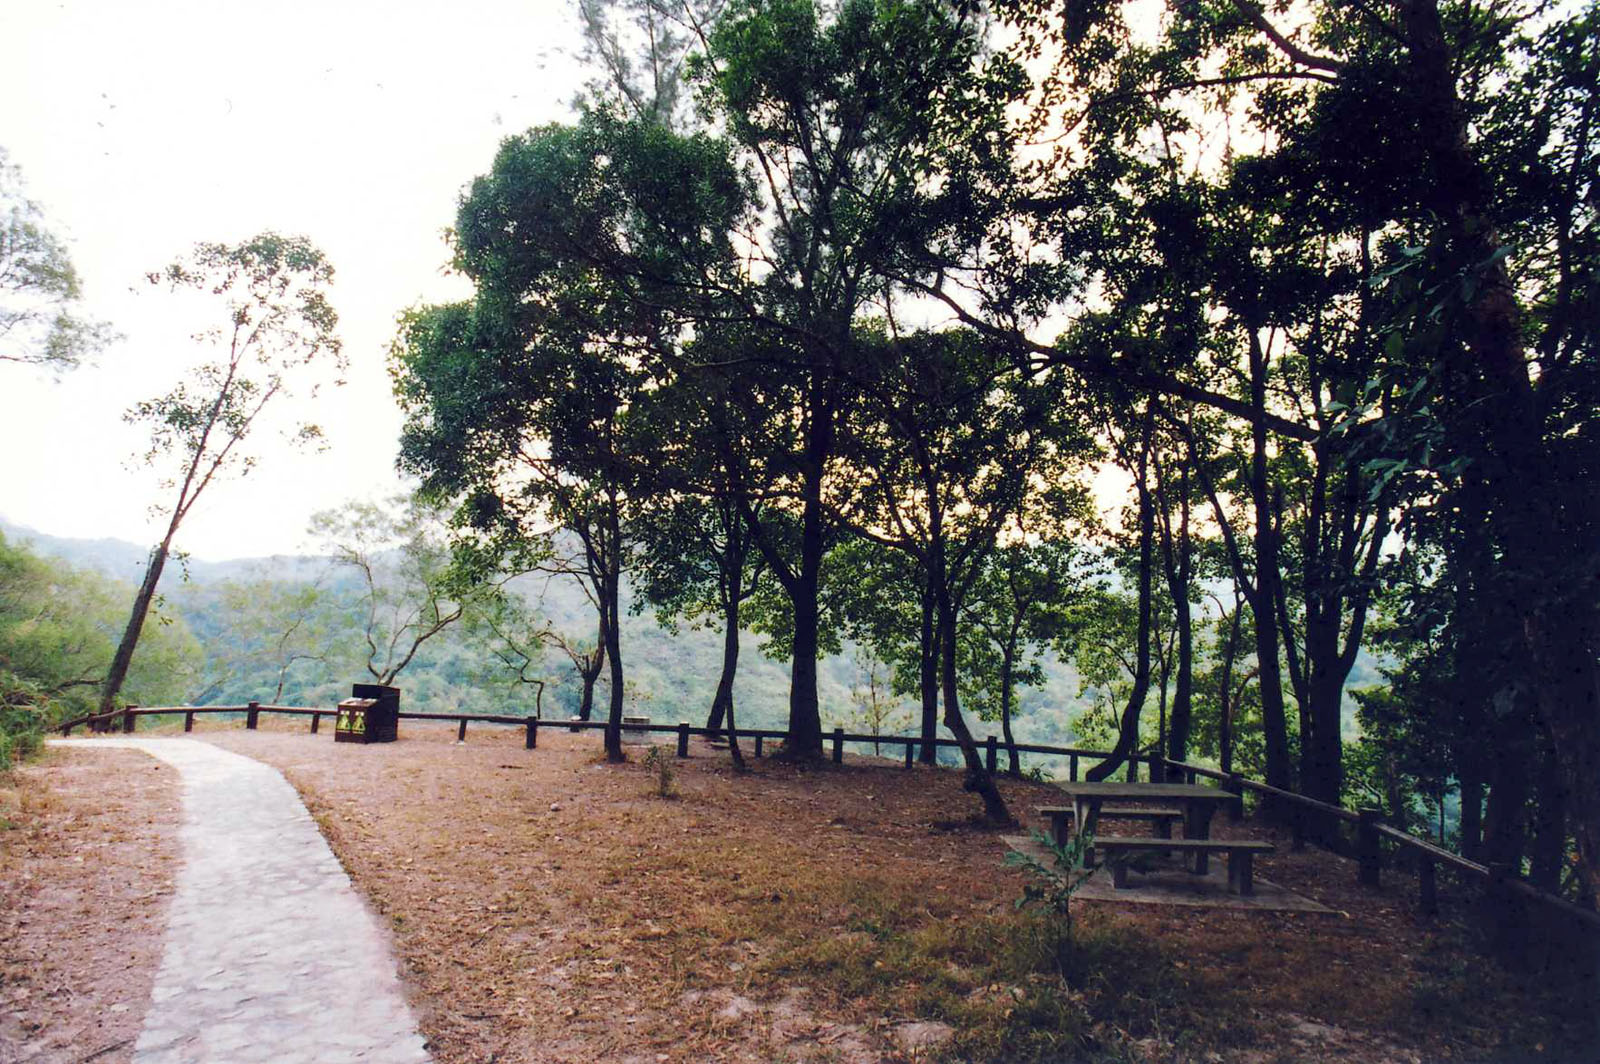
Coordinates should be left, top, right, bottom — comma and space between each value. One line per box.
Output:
1187, 804, 1217, 874
1079, 798, 1102, 868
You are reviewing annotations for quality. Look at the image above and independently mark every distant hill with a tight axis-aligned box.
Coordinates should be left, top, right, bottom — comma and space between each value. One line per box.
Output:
0, 517, 336, 586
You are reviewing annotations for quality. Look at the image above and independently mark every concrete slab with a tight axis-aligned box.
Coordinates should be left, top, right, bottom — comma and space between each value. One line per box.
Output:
51, 738, 432, 1063
1003, 835, 1336, 914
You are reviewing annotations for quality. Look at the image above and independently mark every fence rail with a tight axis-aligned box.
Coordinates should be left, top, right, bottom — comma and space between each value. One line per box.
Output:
57, 700, 1599, 934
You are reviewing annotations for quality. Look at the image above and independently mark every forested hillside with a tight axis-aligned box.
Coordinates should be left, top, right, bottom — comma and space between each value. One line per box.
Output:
0, 520, 1110, 747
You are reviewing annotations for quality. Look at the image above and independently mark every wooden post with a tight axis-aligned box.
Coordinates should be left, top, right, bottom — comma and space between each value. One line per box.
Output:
1419, 857, 1438, 916
985, 735, 998, 775
184, 710, 195, 733
457, 718, 468, 743
832, 727, 844, 764
904, 740, 914, 769
525, 718, 538, 750
246, 701, 260, 730
753, 733, 762, 758
1069, 753, 1079, 782
1358, 807, 1383, 888
310, 713, 319, 735
677, 721, 690, 759
1226, 773, 1244, 822
122, 705, 137, 734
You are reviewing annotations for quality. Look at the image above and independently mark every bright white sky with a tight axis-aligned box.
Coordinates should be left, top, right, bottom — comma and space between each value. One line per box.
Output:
1, 0, 588, 560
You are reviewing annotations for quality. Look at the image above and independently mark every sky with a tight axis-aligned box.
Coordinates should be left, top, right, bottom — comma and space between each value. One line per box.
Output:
1, 0, 590, 560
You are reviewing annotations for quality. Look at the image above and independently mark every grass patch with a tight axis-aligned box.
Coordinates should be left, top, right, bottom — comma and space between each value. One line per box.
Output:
757, 875, 1256, 1062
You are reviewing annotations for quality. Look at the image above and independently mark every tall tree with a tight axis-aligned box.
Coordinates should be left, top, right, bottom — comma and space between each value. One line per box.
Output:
96, 234, 341, 719
841, 328, 1079, 823
965, 535, 1088, 776
311, 496, 511, 688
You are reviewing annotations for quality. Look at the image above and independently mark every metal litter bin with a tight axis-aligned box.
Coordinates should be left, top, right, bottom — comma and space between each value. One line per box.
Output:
335, 684, 400, 744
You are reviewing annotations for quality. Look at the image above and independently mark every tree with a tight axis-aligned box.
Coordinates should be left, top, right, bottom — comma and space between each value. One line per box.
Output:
0, 147, 115, 373
840, 328, 1080, 823
391, 116, 709, 761
311, 496, 508, 687
180, 571, 338, 705
575, 0, 728, 130
965, 537, 1089, 777
95, 234, 342, 720
960, 0, 1600, 897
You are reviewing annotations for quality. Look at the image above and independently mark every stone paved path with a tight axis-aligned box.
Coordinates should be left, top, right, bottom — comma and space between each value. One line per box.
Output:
51, 738, 431, 1064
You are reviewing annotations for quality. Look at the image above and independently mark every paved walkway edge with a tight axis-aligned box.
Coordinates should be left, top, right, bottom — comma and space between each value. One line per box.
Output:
49, 738, 431, 1064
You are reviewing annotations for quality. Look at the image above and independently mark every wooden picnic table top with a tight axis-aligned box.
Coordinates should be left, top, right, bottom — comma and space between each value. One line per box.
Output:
1054, 781, 1233, 802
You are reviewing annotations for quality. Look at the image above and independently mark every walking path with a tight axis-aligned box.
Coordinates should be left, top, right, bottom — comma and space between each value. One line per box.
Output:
50, 738, 431, 1064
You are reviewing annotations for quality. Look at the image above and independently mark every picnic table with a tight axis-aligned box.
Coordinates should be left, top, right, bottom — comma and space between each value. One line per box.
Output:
1050, 781, 1242, 875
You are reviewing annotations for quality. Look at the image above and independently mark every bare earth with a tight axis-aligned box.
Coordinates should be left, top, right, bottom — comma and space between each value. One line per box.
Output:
1, 747, 181, 1064
4, 720, 1586, 1063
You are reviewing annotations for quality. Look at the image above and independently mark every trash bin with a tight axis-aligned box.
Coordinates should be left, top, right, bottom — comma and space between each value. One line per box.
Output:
335, 684, 400, 744
335, 697, 377, 743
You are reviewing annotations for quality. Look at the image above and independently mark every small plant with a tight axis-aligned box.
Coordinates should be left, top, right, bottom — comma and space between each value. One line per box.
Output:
641, 745, 677, 799
1005, 829, 1097, 979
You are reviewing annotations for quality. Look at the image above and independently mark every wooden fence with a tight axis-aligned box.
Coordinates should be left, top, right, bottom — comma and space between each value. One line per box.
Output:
57, 700, 1600, 942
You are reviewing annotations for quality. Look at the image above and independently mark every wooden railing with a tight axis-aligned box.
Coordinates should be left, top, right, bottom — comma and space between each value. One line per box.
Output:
58, 701, 1598, 939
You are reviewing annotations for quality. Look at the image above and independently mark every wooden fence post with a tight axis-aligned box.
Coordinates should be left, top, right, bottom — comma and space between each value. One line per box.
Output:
1358, 807, 1383, 888
525, 718, 538, 750
753, 733, 761, 758
1226, 773, 1244, 822
184, 710, 195, 733
985, 735, 998, 775
122, 705, 137, 734
677, 721, 690, 759
832, 727, 844, 764
246, 702, 260, 730
1069, 753, 1079, 782
904, 740, 914, 769
310, 713, 319, 735
456, 718, 468, 743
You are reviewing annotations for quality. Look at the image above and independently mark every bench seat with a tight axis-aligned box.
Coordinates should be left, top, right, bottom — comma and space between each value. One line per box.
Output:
1091, 836, 1275, 895
1035, 805, 1186, 844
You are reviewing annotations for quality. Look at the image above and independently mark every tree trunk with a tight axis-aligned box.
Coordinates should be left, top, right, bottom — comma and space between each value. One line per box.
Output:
96, 540, 173, 720
1459, 773, 1484, 861
601, 494, 626, 764
1167, 471, 1193, 765
1088, 431, 1154, 783
707, 598, 740, 733
1404, 0, 1600, 902
919, 579, 940, 764
1000, 645, 1020, 777
1529, 741, 1569, 893
1481, 688, 1537, 873
1247, 330, 1293, 794
937, 599, 1013, 825
783, 555, 824, 760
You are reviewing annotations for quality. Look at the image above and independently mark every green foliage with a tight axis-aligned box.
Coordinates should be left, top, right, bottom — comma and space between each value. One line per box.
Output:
640, 744, 677, 798
0, 146, 117, 373
0, 533, 200, 761
1005, 829, 1097, 977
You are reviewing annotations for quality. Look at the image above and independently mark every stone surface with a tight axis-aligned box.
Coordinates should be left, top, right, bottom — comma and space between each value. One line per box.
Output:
52, 738, 431, 1063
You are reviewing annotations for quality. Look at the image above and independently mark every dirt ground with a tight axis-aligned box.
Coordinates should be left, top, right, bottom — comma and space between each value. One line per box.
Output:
1, 746, 181, 1064
5, 720, 1590, 1063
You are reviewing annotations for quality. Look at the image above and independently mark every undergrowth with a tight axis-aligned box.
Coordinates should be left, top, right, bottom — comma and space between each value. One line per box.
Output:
760, 875, 1255, 1062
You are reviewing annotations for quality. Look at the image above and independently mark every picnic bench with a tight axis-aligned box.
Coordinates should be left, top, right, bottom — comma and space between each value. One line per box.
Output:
1049, 781, 1246, 875
1094, 836, 1276, 895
